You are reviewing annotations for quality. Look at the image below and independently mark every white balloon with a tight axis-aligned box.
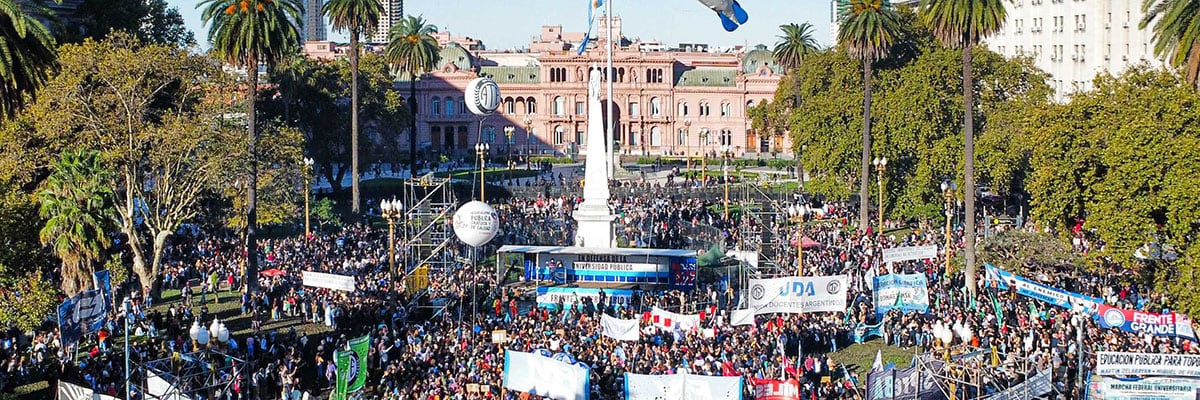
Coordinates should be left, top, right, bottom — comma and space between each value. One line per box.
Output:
453, 201, 499, 247
465, 77, 501, 116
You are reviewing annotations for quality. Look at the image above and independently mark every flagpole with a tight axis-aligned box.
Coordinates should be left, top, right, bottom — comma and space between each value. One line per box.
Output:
605, 0, 615, 176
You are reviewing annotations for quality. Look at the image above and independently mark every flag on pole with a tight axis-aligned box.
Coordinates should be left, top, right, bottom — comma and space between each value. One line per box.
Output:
333, 334, 370, 399
576, 0, 605, 55
871, 350, 883, 372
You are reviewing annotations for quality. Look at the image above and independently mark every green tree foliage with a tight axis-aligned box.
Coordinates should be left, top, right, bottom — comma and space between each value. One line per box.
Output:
385, 15, 441, 177
773, 23, 821, 72
200, 0, 302, 292
38, 150, 113, 296
0, 0, 58, 120
1014, 67, 1200, 313
0, 269, 58, 331
1140, 0, 1200, 88
62, 0, 194, 47
216, 120, 305, 228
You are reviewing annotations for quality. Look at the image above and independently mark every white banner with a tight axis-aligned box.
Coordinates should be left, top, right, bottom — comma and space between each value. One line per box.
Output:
625, 373, 742, 400
600, 314, 641, 341
730, 309, 756, 326
748, 276, 848, 314
651, 307, 701, 332
504, 350, 590, 400
1096, 352, 1200, 378
728, 251, 760, 268
1089, 376, 1200, 400
57, 382, 93, 400
573, 261, 659, 272
301, 271, 356, 292
881, 245, 939, 264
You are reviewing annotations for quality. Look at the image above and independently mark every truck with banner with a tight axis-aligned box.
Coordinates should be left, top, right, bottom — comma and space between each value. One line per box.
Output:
498, 245, 697, 291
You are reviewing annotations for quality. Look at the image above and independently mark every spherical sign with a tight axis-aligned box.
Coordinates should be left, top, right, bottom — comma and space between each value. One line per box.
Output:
453, 200, 499, 247
465, 77, 501, 116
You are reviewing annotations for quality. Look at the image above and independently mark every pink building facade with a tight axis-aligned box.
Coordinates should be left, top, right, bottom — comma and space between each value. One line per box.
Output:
412, 26, 786, 159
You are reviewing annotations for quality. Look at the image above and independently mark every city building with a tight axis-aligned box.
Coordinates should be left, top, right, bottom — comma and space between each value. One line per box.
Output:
406, 18, 787, 159
983, 0, 1164, 100
302, 0, 327, 42
370, 0, 404, 44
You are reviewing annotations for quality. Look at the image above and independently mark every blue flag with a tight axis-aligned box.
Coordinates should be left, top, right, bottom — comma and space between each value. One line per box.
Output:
576, 0, 605, 55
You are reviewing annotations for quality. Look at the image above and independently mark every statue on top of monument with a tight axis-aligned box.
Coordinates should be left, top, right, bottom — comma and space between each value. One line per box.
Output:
588, 63, 601, 101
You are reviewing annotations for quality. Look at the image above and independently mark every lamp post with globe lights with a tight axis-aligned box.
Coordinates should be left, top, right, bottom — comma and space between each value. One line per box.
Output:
381, 198, 403, 300
303, 157, 314, 239
523, 115, 534, 165
787, 205, 811, 276
475, 143, 490, 202
721, 145, 733, 217
683, 119, 692, 170
872, 157, 888, 235
699, 128, 710, 184
504, 126, 515, 181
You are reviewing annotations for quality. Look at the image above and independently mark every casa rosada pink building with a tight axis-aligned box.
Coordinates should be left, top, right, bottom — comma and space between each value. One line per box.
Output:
306, 19, 787, 158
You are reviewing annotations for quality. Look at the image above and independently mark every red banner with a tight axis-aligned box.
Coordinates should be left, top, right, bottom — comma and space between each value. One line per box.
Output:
754, 379, 800, 400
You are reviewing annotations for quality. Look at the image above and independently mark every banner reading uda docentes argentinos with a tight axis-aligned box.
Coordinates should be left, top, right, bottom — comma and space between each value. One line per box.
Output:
748, 276, 848, 314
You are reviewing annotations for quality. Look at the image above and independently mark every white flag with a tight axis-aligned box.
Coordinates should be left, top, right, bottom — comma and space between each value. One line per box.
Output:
600, 314, 640, 341
871, 350, 883, 372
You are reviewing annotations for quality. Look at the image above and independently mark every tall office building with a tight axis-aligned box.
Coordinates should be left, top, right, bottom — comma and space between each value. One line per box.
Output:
984, 0, 1163, 100
303, 0, 327, 42
371, 0, 404, 44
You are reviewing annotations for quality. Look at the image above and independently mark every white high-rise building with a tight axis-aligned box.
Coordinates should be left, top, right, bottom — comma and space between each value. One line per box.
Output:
371, 0, 404, 44
303, 0, 327, 42
985, 0, 1164, 100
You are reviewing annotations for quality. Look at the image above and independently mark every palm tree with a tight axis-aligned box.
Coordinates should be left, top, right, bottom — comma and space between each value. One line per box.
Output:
0, 0, 58, 120
200, 0, 302, 292
325, 0, 382, 214
773, 23, 821, 72
384, 15, 441, 179
920, 0, 1006, 296
1140, 0, 1200, 88
39, 150, 114, 296
838, 0, 902, 233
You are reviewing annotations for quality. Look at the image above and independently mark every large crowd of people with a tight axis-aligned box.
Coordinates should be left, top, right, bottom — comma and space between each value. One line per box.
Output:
1, 179, 1195, 400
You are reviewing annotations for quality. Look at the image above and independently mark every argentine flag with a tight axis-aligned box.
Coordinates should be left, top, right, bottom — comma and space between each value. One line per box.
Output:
577, 0, 605, 55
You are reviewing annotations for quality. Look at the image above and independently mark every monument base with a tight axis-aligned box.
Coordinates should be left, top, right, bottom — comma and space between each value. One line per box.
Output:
572, 204, 615, 248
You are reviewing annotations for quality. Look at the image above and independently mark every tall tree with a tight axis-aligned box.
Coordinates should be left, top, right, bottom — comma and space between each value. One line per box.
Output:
200, 0, 302, 292
325, 0, 382, 214
38, 150, 113, 296
838, 0, 902, 232
773, 22, 821, 72
1140, 0, 1200, 88
385, 15, 440, 179
920, 0, 1007, 295
0, 0, 58, 120
65, 0, 194, 47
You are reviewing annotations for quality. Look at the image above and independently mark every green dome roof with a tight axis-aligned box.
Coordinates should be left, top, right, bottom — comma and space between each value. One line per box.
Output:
438, 43, 474, 71
742, 47, 782, 75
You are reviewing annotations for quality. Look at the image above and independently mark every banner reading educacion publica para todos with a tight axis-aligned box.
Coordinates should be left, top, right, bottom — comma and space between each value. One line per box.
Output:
748, 276, 848, 314
985, 264, 1103, 313
1096, 352, 1200, 378
873, 274, 930, 318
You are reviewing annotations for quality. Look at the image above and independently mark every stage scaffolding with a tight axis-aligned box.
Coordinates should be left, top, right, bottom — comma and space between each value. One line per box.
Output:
398, 176, 458, 315
869, 344, 1054, 400
138, 350, 245, 400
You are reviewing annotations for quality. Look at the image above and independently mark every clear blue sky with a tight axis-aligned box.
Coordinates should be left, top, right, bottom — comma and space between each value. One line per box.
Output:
172, 0, 834, 51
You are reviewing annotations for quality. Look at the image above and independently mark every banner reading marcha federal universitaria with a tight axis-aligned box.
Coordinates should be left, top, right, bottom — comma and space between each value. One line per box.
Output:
504, 350, 590, 400
1096, 352, 1200, 378
1097, 303, 1199, 341
748, 276, 848, 314
985, 264, 1103, 313
872, 274, 930, 318
333, 334, 370, 400
1088, 375, 1200, 400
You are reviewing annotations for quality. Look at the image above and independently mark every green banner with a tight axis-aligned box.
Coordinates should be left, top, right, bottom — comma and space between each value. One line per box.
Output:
333, 334, 370, 399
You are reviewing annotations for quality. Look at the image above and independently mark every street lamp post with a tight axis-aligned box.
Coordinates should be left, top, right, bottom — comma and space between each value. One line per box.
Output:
523, 116, 534, 168
699, 128, 710, 185
798, 145, 806, 191
381, 199, 403, 302
303, 157, 314, 239
189, 318, 209, 352
721, 145, 733, 217
872, 157, 888, 235
504, 126, 515, 182
787, 205, 810, 276
123, 299, 131, 399
683, 119, 692, 170
941, 180, 957, 275
475, 143, 490, 202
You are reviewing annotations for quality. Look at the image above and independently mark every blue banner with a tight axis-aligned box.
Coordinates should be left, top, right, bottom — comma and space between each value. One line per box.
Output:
668, 257, 697, 291
985, 264, 1102, 314
536, 287, 635, 311
872, 274, 930, 319
854, 322, 885, 343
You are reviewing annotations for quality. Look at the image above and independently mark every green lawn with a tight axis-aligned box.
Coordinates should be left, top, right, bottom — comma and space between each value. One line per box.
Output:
154, 287, 332, 338
828, 339, 916, 376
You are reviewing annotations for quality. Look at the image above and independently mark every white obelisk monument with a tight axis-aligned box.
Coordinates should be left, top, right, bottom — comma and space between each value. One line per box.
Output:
573, 64, 616, 248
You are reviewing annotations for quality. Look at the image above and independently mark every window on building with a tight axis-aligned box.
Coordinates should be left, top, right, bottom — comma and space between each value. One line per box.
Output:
554, 126, 565, 144
720, 102, 731, 117
432, 97, 441, 115
650, 97, 661, 116
677, 129, 686, 145
527, 98, 537, 114
553, 96, 565, 116
506, 99, 515, 114
459, 97, 466, 115
629, 102, 640, 117
646, 68, 664, 84
445, 98, 455, 116
575, 130, 584, 144
629, 131, 638, 146
575, 101, 585, 115
483, 126, 496, 143
699, 102, 711, 116
678, 102, 688, 116
650, 126, 662, 146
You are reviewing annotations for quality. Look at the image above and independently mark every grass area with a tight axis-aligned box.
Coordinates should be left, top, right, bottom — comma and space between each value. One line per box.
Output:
828, 339, 916, 375
154, 286, 333, 338
8, 381, 50, 399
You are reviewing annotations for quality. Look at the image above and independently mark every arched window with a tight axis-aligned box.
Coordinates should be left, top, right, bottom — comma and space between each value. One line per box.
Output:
432, 97, 441, 115
553, 125, 565, 144
527, 97, 537, 114
618, 67, 625, 83
458, 97, 466, 115
553, 96, 565, 116
445, 98, 455, 116
650, 126, 662, 146
505, 97, 515, 114
650, 97, 662, 116
720, 102, 731, 117
678, 102, 688, 116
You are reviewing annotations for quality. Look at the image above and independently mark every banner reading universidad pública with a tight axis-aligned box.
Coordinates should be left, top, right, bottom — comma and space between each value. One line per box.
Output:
1096, 352, 1200, 378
